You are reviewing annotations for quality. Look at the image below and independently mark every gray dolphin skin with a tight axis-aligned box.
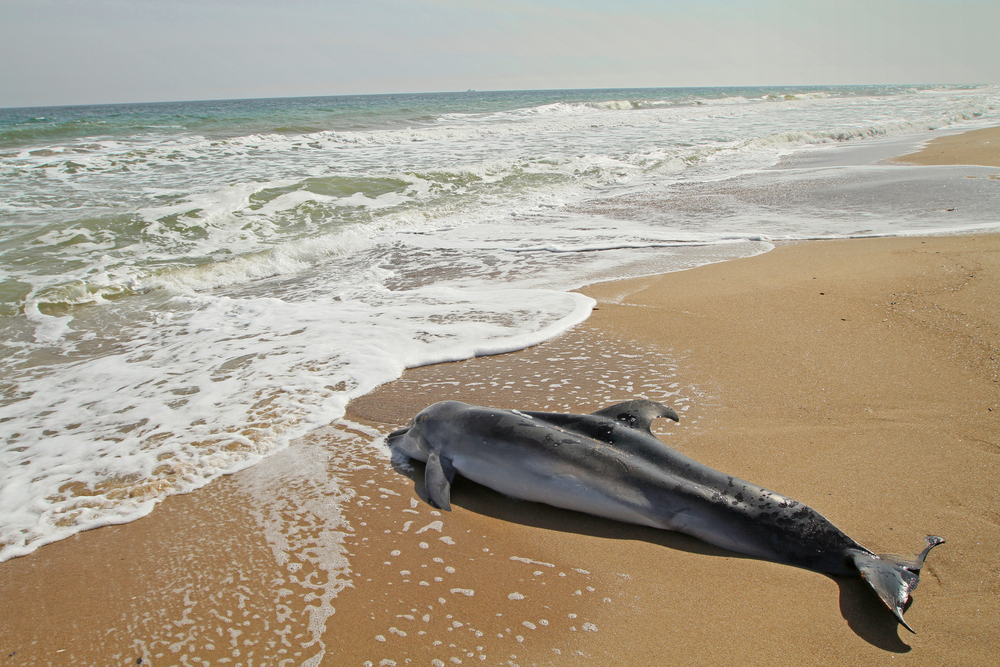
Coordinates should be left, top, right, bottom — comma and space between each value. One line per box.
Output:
387, 399, 944, 632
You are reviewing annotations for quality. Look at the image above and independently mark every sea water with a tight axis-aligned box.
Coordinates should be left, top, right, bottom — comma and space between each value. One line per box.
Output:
2, 85, 999, 561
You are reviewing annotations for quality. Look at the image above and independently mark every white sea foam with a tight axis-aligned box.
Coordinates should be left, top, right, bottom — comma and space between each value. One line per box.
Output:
1, 85, 999, 562
0, 285, 594, 560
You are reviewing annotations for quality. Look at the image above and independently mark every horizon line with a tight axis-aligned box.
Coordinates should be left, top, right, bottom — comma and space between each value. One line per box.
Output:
2, 82, 986, 113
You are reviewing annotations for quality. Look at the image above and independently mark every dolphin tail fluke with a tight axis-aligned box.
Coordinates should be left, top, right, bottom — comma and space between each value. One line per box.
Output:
851, 535, 945, 633
425, 449, 457, 511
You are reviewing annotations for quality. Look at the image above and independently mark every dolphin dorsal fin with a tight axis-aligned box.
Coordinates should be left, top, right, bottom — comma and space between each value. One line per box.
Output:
591, 400, 679, 433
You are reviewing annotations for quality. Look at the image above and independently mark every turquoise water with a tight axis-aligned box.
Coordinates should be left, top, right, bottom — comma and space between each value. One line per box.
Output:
1, 84, 999, 561
1, 86, 935, 146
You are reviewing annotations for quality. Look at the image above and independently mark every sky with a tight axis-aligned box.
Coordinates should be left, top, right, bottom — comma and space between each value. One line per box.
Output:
1, 0, 998, 108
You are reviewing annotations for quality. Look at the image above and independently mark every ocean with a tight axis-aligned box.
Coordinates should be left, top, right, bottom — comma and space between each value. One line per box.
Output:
2, 84, 999, 563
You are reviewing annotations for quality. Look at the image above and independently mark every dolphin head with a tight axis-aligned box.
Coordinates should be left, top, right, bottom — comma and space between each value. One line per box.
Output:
386, 401, 474, 510
386, 417, 427, 462
385, 401, 469, 463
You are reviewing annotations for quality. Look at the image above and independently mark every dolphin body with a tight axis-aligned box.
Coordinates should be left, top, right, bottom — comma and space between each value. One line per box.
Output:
387, 399, 944, 632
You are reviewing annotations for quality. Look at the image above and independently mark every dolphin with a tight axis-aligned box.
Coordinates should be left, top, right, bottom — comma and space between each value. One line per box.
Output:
386, 399, 944, 632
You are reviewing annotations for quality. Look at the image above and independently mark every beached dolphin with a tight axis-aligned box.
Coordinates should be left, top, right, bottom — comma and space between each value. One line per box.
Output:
387, 399, 944, 632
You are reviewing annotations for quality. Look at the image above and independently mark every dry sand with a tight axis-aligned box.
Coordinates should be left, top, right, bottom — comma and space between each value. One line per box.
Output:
893, 125, 1000, 167
2, 131, 999, 666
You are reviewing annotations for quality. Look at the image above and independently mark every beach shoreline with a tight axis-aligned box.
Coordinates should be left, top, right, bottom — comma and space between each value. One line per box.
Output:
341, 232, 1000, 665
892, 125, 1000, 167
2, 129, 1000, 666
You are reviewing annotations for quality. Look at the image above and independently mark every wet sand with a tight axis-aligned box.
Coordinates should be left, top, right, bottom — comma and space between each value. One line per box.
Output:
3, 132, 1000, 666
342, 232, 1000, 665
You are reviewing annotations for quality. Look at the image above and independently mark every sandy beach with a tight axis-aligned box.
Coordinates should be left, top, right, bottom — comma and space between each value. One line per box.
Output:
893, 125, 1000, 167
2, 131, 999, 666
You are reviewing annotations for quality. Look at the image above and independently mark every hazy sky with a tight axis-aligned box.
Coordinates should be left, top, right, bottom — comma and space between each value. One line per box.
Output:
2, 0, 997, 107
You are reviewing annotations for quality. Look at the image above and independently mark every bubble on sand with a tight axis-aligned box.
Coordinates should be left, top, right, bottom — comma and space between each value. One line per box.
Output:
450, 588, 475, 597
419, 542, 429, 549
522, 621, 536, 630
416, 520, 443, 533
440, 536, 456, 545
375, 635, 386, 642
508, 592, 525, 600
582, 622, 598, 632
510, 556, 554, 567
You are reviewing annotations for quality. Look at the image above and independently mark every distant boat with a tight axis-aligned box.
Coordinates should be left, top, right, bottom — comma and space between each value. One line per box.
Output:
466, 89, 475, 93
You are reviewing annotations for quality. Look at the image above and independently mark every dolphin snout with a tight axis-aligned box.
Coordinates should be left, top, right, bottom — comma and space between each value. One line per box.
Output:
387, 426, 411, 441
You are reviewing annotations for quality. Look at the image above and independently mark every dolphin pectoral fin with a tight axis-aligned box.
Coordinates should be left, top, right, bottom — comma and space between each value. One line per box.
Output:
425, 450, 457, 511
851, 536, 944, 633
591, 399, 679, 432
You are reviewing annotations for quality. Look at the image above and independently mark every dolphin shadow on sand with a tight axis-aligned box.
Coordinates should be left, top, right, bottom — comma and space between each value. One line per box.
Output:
394, 459, 916, 652
386, 399, 943, 648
